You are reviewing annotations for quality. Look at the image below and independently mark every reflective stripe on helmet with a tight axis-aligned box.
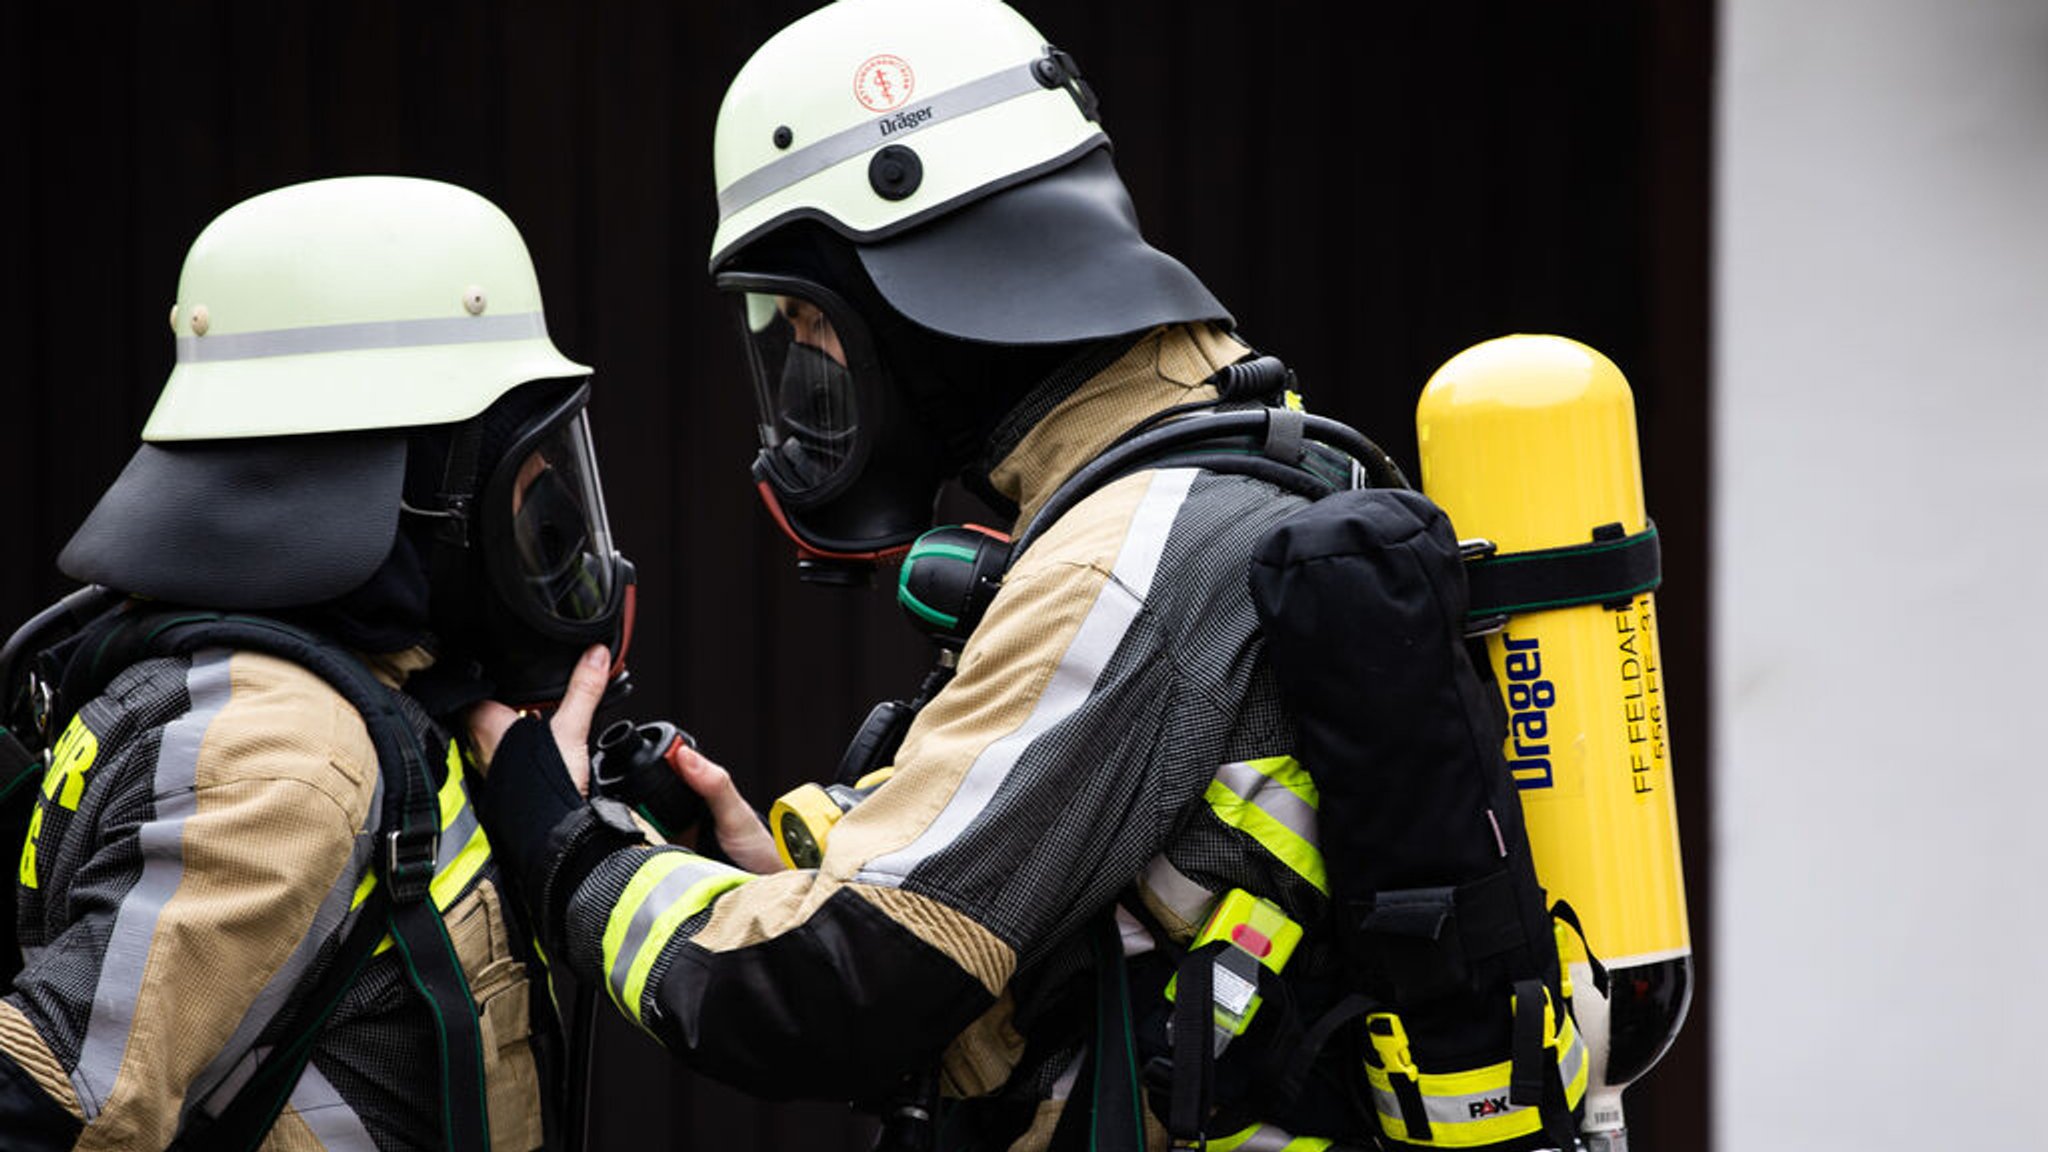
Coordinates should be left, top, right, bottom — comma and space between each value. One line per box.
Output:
174, 311, 550, 364
600, 850, 751, 1025
716, 60, 1051, 224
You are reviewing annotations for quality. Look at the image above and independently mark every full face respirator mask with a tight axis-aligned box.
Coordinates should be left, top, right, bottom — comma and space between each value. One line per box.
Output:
419, 379, 638, 707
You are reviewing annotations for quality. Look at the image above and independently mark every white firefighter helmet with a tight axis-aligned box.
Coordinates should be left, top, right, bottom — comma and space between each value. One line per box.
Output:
708, 0, 1226, 345
148, 174, 589, 441
710, 0, 1104, 268
60, 176, 631, 650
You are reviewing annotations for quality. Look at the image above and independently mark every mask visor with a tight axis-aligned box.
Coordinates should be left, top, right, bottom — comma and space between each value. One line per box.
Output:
501, 409, 618, 628
724, 278, 876, 506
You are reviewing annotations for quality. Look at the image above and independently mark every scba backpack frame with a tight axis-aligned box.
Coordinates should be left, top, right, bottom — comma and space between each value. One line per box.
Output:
988, 361, 1610, 1151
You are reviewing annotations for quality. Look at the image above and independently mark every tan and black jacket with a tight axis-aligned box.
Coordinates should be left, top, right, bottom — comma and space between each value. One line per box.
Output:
542, 324, 1346, 1149
1, 645, 552, 1151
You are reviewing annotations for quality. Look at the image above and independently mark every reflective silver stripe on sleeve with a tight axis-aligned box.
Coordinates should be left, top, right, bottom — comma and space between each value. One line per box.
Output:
1212, 759, 1319, 845
1221, 1125, 1300, 1152
1210, 1120, 1352, 1151
605, 853, 746, 1010
285, 1058, 379, 1151
858, 469, 1196, 886
174, 311, 549, 363
1139, 854, 1219, 929
70, 650, 233, 1117
184, 831, 377, 1125
716, 62, 1079, 221
1049, 1053, 1081, 1101
1114, 904, 1155, 957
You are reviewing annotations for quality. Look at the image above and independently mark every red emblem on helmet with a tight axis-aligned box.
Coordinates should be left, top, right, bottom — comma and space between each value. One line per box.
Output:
855, 55, 916, 112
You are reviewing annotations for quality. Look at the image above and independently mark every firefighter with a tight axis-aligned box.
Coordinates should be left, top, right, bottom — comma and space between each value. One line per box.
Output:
0, 174, 635, 1150
468, 1, 1359, 1147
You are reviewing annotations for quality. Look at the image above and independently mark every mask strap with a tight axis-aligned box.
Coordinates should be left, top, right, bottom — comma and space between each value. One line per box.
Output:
433, 422, 485, 548
424, 422, 488, 661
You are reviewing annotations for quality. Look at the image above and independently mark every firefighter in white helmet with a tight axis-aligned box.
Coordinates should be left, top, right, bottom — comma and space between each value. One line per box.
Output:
0, 175, 635, 1150
468, 1, 1372, 1148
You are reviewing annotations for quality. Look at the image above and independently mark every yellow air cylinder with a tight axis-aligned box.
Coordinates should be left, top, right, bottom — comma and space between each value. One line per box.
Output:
1415, 334, 1691, 1152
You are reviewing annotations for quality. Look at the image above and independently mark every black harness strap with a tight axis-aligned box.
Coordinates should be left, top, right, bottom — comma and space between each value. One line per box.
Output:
1463, 522, 1662, 630
391, 897, 492, 1152
167, 885, 393, 1152
1165, 940, 1221, 1147
1509, 978, 1547, 1108
1087, 912, 1149, 1152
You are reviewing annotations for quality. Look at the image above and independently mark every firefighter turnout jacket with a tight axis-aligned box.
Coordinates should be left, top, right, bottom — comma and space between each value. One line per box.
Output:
492, 324, 1352, 1150
1, 645, 551, 1151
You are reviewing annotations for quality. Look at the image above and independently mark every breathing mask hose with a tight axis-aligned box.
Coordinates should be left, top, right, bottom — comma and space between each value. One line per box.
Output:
1416, 334, 1692, 1151
589, 720, 709, 841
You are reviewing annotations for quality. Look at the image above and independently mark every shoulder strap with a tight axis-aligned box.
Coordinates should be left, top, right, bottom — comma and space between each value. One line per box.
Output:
58, 610, 491, 1152
1012, 403, 1406, 561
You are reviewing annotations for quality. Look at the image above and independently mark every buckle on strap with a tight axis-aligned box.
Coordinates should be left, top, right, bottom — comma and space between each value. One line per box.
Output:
385, 825, 440, 904
1462, 521, 1663, 630
1365, 1012, 1433, 1141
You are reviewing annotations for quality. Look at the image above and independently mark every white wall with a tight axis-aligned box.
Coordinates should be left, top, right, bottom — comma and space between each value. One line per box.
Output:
1715, 1, 2048, 1147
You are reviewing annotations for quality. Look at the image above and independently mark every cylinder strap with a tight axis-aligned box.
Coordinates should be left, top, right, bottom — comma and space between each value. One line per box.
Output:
1463, 521, 1661, 633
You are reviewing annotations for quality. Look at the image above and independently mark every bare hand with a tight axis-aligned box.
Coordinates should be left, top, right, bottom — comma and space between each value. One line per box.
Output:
668, 744, 784, 873
468, 645, 612, 796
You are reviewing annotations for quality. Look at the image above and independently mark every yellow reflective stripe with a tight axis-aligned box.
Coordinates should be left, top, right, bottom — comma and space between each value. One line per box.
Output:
601, 854, 693, 1012
1364, 1063, 1538, 1147
618, 872, 748, 1022
1208, 1123, 1334, 1151
602, 851, 751, 1025
1241, 755, 1319, 808
360, 739, 492, 954
1556, 1010, 1588, 1106
1363, 1011, 1585, 1147
429, 822, 491, 909
437, 738, 467, 827
350, 869, 377, 911
1203, 778, 1328, 894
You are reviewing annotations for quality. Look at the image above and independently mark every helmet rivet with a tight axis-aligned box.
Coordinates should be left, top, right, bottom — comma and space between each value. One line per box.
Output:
463, 286, 488, 315
190, 304, 210, 336
168, 304, 179, 332
773, 125, 793, 150
868, 144, 923, 202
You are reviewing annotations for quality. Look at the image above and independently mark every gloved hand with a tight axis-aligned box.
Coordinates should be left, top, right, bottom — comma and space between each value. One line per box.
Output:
469, 644, 608, 794
466, 645, 618, 934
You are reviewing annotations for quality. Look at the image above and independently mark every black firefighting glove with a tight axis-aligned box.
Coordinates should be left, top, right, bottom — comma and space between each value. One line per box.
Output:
471, 715, 639, 948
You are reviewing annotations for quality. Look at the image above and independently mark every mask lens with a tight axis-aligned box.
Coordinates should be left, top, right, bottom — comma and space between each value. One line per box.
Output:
736, 289, 862, 500
506, 413, 616, 624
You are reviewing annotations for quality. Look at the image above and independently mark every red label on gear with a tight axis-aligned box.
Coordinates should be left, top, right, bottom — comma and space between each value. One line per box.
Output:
1229, 923, 1273, 958
855, 55, 916, 112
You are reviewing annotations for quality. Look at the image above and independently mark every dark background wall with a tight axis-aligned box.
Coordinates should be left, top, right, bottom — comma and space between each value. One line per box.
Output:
0, 2, 1713, 1149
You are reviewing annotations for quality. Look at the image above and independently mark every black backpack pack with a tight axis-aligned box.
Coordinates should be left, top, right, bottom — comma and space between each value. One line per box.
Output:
966, 363, 1605, 1151
0, 588, 503, 1152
